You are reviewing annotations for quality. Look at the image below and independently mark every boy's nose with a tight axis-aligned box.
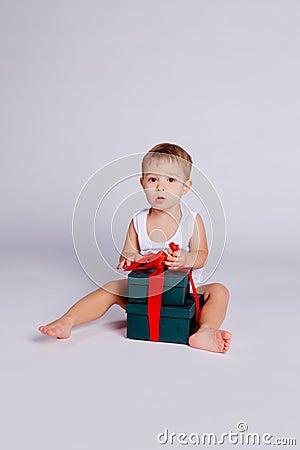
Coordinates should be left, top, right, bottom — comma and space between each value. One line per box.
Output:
156, 180, 165, 191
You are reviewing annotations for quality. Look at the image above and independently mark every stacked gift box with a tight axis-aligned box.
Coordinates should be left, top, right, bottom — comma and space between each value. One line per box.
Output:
126, 266, 202, 344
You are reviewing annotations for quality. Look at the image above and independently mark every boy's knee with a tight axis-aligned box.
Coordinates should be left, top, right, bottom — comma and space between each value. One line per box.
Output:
209, 283, 230, 302
103, 279, 128, 296
211, 283, 230, 301
101, 280, 128, 309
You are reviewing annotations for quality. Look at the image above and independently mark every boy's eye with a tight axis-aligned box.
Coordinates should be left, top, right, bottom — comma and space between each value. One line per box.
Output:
168, 178, 176, 183
148, 177, 157, 182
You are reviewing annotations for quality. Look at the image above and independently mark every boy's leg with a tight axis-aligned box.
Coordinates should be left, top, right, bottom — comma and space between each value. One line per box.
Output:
38, 279, 128, 339
188, 283, 232, 353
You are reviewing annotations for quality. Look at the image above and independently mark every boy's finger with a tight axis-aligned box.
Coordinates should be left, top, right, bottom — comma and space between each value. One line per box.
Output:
165, 260, 176, 266
166, 255, 176, 261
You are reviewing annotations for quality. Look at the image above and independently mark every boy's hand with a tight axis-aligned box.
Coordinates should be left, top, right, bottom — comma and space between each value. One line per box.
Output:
116, 253, 143, 270
164, 248, 188, 270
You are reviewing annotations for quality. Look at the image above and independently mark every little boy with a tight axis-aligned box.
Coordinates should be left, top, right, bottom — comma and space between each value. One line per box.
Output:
39, 143, 231, 353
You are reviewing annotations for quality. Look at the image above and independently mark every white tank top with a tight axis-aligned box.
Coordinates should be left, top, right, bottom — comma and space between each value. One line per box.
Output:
132, 202, 203, 287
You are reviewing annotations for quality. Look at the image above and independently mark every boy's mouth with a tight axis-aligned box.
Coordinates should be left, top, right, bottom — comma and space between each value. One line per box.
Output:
155, 196, 166, 203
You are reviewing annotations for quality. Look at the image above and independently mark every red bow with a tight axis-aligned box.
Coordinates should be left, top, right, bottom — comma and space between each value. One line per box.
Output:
125, 242, 200, 341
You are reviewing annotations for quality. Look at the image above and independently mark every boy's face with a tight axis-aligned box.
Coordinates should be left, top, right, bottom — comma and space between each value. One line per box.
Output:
140, 159, 192, 211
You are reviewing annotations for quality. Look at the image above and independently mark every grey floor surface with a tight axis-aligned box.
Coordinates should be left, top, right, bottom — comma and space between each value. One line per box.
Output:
1, 1, 300, 448
1, 251, 299, 450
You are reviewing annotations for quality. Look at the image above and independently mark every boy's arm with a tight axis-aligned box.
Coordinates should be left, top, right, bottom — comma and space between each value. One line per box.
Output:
185, 213, 208, 268
116, 219, 142, 270
165, 214, 208, 270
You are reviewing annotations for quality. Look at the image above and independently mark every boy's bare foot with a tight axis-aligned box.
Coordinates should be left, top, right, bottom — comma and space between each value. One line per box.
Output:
38, 316, 74, 339
188, 328, 232, 353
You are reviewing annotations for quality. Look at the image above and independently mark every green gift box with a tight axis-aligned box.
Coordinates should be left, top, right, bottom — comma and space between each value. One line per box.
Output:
126, 295, 200, 344
128, 268, 189, 306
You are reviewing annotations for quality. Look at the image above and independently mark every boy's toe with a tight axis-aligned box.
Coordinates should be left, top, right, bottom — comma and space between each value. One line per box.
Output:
39, 326, 47, 335
46, 328, 57, 336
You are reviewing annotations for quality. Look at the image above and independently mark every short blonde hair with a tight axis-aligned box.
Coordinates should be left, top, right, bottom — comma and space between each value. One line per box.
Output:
142, 143, 193, 181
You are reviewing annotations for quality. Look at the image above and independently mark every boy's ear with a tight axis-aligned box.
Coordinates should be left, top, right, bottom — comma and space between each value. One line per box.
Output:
182, 179, 192, 194
140, 176, 145, 189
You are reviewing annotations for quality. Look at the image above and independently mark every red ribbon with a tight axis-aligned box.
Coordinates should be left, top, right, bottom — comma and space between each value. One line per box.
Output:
125, 242, 200, 341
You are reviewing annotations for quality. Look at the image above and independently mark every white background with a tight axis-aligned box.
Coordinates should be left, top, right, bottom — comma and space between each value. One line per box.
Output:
1, 1, 299, 449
